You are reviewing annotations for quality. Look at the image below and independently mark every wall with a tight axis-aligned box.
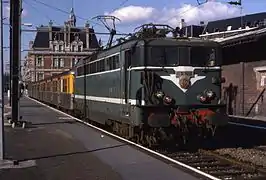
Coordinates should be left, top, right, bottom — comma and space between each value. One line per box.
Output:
222, 35, 266, 117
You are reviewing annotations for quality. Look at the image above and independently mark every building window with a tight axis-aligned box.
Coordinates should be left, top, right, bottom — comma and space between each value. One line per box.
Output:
37, 72, 44, 81
52, 57, 58, 68
78, 45, 82, 52
76, 58, 80, 64
59, 58, 64, 68
71, 57, 79, 67
72, 45, 76, 52
36, 56, 44, 67
59, 44, 63, 52
71, 58, 75, 67
53, 45, 57, 51
51, 73, 58, 77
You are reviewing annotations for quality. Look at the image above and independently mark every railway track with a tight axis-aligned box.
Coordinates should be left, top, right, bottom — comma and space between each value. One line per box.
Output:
27, 97, 266, 180
154, 147, 266, 180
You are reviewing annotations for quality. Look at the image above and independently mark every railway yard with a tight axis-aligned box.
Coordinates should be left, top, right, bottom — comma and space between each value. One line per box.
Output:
3, 1, 266, 180
1, 95, 266, 180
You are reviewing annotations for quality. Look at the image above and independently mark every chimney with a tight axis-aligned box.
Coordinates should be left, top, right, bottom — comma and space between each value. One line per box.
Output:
179, 19, 186, 29
200, 21, 204, 26
48, 20, 53, 41
48, 20, 53, 48
85, 21, 90, 49
29, 40, 33, 49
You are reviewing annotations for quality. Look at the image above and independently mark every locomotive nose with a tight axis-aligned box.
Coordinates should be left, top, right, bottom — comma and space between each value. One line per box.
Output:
179, 75, 191, 89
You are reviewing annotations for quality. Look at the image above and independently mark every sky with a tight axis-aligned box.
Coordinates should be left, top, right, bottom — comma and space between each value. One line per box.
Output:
2, 0, 266, 70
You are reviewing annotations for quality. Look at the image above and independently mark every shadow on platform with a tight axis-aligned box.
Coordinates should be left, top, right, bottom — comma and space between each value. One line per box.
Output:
10, 144, 127, 163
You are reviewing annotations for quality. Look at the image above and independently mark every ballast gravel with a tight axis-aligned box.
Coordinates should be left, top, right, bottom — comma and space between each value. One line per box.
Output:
215, 147, 266, 168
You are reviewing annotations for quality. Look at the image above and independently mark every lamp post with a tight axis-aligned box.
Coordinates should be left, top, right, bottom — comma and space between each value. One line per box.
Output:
6, 23, 32, 106
0, 0, 11, 161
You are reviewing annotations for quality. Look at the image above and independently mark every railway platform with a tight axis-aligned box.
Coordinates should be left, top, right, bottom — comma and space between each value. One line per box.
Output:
0, 96, 200, 180
229, 115, 266, 129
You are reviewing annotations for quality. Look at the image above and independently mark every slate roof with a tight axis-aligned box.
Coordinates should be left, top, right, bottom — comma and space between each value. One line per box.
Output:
204, 12, 266, 33
32, 25, 99, 49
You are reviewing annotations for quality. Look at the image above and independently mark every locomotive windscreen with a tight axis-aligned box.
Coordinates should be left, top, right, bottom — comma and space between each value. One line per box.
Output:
147, 46, 220, 67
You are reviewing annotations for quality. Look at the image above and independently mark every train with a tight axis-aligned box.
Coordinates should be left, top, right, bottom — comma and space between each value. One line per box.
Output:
28, 24, 229, 147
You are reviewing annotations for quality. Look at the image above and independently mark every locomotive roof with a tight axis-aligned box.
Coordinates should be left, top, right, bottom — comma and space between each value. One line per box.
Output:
76, 37, 220, 66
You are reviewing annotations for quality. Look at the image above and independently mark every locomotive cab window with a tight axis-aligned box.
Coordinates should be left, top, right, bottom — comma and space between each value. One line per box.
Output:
147, 46, 187, 66
147, 46, 219, 67
190, 47, 217, 67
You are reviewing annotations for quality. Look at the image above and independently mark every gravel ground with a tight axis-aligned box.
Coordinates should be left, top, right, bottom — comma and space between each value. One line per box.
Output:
215, 147, 266, 168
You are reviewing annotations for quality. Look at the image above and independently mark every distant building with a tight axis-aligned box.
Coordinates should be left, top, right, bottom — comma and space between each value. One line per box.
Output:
23, 8, 99, 82
199, 12, 266, 40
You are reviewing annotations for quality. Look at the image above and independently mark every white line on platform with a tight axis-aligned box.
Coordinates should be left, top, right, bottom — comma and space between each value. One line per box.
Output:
58, 117, 74, 120
25, 96, 221, 180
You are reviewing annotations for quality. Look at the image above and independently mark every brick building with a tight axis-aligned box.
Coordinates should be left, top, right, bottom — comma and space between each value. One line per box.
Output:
200, 12, 266, 117
23, 8, 99, 82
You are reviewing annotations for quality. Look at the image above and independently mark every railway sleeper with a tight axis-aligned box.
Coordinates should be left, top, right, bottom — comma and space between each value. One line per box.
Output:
209, 169, 257, 176
176, 158, 218, 163
201, 165, 239, 172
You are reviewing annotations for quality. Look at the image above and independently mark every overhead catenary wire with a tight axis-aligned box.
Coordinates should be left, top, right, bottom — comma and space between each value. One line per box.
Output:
164, 2, 206, 23
30, 0, 104, 28
21, 28, 130, 36
23, 0, 60, 26
29, 0, 127, 38
111, 0, 129, 12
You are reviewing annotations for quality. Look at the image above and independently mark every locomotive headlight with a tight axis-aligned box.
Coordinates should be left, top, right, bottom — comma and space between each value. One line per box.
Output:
197, 95, 207, 103
155, 91, 165, 99
205, 90, 216, 99
163, 96, 173, 104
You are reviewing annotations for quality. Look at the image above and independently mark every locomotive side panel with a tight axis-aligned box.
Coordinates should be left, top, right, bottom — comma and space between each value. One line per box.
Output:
75, 69, 131, 125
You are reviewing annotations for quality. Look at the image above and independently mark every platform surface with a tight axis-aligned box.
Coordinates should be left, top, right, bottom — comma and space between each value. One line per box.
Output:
0, 96, 200, 180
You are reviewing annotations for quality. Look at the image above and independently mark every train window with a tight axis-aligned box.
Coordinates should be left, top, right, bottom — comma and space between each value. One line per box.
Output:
102, 60, 105, 71
115, 55, 120, 68
125, 50, 131, 68
96, 61, 100, 72
147, 47, 166, 66
105, 58, 109, 70
178, 47, 189, 65
63, 79, 67, 92
107, 57, 112, 70
98, 60, 105, 72
57, 80, 60, 92
52, 81, 57, 92
112, 57, 116, 69
147, 46, 190, 66
91, 62, 96, 73
190, 47, 216, 66
77, 66, 84, 76
48, 82, 51, 92
85, 64, 89, 75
